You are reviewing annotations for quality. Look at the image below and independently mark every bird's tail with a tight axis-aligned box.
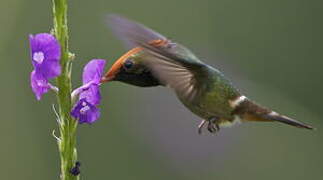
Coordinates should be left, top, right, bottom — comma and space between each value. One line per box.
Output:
234, 98, 314, 130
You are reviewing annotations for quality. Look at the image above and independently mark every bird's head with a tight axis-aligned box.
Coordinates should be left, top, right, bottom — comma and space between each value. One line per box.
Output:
101, 48, 160, 87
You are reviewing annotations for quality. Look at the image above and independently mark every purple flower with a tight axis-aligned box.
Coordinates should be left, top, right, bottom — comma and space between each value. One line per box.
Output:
71, 99, 100, 124
29, 33, 61, 78
80, 59, 106, 105
70, 161, 81, 176
71, 59, 106, 124
82, 59, 106, 85
29, 33, 61, 100
30, 70, 51, 100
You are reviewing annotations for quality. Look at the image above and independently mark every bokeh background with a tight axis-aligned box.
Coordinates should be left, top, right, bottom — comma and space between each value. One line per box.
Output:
1, 0, 322, 179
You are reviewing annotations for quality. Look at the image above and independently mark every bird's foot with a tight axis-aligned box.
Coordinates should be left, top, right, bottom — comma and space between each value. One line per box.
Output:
198, 120, 207, 134
207, 118, 220, 133
198, 117, 220, 134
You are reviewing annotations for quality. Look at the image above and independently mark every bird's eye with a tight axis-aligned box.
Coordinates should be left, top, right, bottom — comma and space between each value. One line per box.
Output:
123, 60, 133, 69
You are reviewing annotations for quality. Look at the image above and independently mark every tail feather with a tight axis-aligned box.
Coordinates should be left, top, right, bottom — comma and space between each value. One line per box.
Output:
234, 98, 314, 130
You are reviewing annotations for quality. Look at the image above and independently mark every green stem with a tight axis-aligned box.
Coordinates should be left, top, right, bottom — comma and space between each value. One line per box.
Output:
52, 0, 79, 180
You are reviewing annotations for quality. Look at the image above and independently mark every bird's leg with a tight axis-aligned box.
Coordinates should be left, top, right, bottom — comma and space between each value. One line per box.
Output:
198, 120, 207, 134
197, 117, 220, 134
207, 117, 220, 134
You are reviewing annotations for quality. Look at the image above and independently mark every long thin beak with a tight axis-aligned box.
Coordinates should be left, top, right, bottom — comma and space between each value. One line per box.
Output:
101, 47, 143, 83
100, 75, 115, 83
100, 57, 124, 83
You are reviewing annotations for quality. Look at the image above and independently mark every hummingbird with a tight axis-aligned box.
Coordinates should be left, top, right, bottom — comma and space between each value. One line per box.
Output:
101, 15, 313, 134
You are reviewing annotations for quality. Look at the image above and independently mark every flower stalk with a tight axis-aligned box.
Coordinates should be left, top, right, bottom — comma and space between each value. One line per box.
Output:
52, 0, 78, 179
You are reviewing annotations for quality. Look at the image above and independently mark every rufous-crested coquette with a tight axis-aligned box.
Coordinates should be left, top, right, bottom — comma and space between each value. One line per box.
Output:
101, 15, 313, 134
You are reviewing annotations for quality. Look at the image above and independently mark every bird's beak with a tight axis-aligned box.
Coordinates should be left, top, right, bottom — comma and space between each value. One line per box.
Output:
100, 57, 124, 83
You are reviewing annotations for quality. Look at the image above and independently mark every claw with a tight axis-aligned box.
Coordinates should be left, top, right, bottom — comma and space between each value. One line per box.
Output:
197, 118, 220, 134
198, 120, 207, 134
207, 118, 220, 134
207, 122, 215, 133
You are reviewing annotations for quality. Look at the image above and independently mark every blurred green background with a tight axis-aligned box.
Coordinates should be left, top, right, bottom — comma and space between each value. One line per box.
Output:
0, 0, 322, 179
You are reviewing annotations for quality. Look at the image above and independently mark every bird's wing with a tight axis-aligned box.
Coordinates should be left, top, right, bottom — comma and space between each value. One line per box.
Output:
108, 14, 166, 49
140, 51, 206, 102
107, 14, 208, 101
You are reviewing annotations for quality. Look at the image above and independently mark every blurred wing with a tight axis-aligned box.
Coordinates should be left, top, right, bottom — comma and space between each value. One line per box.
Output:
142, 52, 204, 101
107, 14, 207, 101
107, 14, 167, 49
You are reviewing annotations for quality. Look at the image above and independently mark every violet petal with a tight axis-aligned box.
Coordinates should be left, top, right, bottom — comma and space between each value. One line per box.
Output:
29, 33, 61, 78
82, 59, 106, 84
71, 99, 100, 124
79, 84, 101, 105
30, 71, 50, 100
